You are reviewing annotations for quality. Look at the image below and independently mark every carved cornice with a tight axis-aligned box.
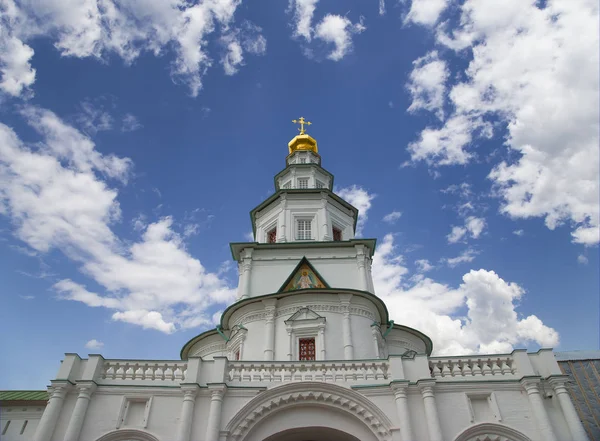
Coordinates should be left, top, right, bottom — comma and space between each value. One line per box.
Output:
193, 342, 227, 358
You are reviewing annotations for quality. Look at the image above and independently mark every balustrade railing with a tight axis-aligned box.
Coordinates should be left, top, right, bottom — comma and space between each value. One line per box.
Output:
227, 360, 390, 383
429, 356, 517, 380
99, 360, 187, 383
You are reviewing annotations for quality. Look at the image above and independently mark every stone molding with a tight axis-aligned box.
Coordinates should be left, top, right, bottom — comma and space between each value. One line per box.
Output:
452, 423, 533, 441
193, 342, 227, 358
94, 428, 160, 441
231, 302, 376, 327
224, 382, 393, 441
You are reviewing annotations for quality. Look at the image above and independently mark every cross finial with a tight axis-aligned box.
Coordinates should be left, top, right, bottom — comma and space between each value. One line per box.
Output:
292, 116, 312, 135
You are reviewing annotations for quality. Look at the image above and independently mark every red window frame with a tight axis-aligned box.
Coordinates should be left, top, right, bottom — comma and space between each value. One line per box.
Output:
299, 337, 316, 361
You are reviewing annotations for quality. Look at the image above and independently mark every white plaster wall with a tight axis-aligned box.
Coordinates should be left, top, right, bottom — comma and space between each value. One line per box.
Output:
254, 194, 355, 244
0, 407, 43, 441
247, 248, 365, 296
188, 333, 226, 359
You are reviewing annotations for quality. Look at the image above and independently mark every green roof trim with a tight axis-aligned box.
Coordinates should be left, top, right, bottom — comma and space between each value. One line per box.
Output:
0, 390, 48, 401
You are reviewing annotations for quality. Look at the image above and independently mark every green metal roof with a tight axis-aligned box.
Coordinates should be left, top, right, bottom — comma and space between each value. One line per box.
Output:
0, 390, 48, 401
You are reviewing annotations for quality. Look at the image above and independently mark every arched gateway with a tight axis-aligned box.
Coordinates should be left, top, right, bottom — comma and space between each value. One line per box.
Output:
225, 382, 396, 441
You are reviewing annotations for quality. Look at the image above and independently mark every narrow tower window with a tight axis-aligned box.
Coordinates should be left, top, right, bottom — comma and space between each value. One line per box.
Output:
2, 421, 10, 435
20, 420, 28, 435
297, 219, 311, 240
267, 228, 277, 243
333, 227, 343, 241
316, 180, 325, 189
297, 178, 309, 189
299, 158, 306, 164
283, 181, 291, 189
299, 338, 316, 360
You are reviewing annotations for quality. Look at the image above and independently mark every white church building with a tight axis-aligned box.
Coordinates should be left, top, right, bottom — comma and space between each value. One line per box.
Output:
0, 122, 590, 441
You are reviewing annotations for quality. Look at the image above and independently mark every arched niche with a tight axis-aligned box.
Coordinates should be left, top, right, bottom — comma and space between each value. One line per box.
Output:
452, 423, 533, 441
225, 382, 395, 441
263, 426, 362, 441
95, 428, 160, 441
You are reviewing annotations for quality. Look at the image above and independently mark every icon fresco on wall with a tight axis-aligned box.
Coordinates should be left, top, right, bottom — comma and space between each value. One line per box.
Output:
282, 262, 326, 292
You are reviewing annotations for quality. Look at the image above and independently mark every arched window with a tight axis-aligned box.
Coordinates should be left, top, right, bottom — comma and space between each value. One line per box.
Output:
95, 429, 161, 441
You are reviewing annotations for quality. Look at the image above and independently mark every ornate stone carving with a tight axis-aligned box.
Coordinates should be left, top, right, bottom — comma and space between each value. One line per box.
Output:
225, 382, 393, 441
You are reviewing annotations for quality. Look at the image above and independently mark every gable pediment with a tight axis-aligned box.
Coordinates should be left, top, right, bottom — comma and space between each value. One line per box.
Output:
278, 257, 329, 293
285, 307, 324, 323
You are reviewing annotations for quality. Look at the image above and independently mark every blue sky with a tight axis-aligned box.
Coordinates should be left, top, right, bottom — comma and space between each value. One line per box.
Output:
0, 0, 598, 389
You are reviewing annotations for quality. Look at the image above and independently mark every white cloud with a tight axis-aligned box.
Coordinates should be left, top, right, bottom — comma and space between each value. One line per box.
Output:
289, 1, 365, 61
19, 294, 35, 300
244, 231, 255, 241
405, 0, 450, 26
314, 14, 365, 61
383, 210, 402, 224
447, 226, 467, 244
220, 24, 267, 76
373, 234, 558, 355
122, 114, 142, 132
407, 0, 599, 244
465, 216, 485, 239
0, 107, 236, 334
407, 51, 448, 119
77, 100, 114, 135
0, 35, 35, 97
379, 0, 386, 16
513, 229, 524, 237
442, 248, 478, 267
415, 259, 434, 273
336, 185, 375, 236
0, 0, 265, 98
577, 254, 588, 265
85, 339, 104, 349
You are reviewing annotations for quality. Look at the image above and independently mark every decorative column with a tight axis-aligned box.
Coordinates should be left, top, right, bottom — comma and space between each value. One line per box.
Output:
355, 245, 369, 291
418, 381, 443, 441
205, 385, 226, 441
392, 382, 413, 441
366, 258, 375, 293
277, 194, 287, 242
371, 325, 381, 359
237, 249, 253, 300
521, 378, 558, 441
238, 329, 247, 359
318, 324, 326, 360
33, 383, 69, 441
339, 294, 354, 360
176, 385, 199, 441
286, 327, 293, 360
548, 377, 589, 441
263, 299, 277, 360
63, 383, 96, 441
319, 194, 331, 241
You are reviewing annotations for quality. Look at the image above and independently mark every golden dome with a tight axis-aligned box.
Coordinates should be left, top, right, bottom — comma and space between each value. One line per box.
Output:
289, 116, 318, 155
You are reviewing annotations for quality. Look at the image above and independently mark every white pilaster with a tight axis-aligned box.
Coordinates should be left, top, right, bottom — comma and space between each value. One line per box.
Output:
318, 324, 326, 360
392, 382, 413, 441
238, 249, 253, 300
319, 194, 331, 241
286, 327, 293, 361
263, 298, 277, 360
339, 294, 354, 360
419, 381, 443, 441
355, 245, 369, 291
371, 325, 381, 359
176, 385, 199, 441
63, 383, 96, 441
521, 378, 558, 441
548, 377, 590, 441
277, 194, 287, 242
33, 383, 69, 441
205, 385, 226, 441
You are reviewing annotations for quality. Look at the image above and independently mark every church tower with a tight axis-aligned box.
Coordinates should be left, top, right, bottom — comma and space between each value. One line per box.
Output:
181, 118, 432, 362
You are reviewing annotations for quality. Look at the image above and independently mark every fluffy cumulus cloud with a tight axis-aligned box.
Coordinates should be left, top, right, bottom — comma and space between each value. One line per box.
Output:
85, 339, 104, 349
289, 0, 365, 61
447, 216, 486, 243
0, 107, 236, 333
0, 0, 266, 98
382, 210, 402, 224
405, 0, 450, 26
373, 234, 559, 355
406, 51, 449, 119
336, 185, 375, 236
405, 0, 600, 244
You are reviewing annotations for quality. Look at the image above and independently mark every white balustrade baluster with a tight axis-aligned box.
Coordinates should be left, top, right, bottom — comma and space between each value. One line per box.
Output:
441, 361, 451, 377
481, 359, 492, 376
491, 359, 502, 375
461, 360, 473, 377
125, 364, 134, 380
471, 360, 483, 376
451, 360, 462, 377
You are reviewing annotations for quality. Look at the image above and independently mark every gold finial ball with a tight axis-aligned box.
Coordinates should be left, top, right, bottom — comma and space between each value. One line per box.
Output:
289, 116, 318, 155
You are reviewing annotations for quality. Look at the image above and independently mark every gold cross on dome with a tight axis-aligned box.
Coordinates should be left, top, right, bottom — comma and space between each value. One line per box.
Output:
292, 117, 312, 135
